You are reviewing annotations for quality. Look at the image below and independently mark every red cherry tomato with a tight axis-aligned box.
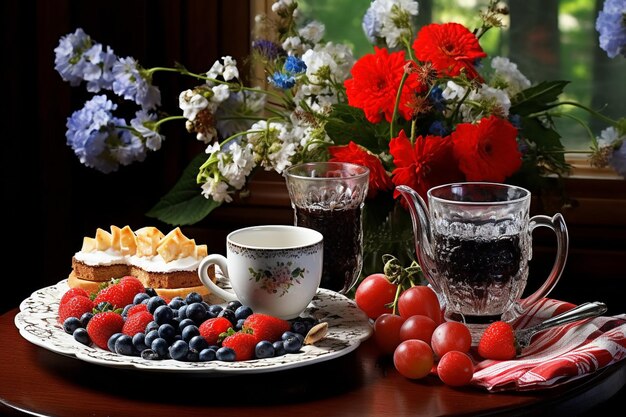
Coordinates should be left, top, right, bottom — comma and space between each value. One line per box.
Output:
355, 273, 398, 320
373, 313, 406, 354
430, 321, 472, 358
397, 286, 442, 324
393, 339, 434, 379
437, 351, 474, 386
398, 314, 437, 343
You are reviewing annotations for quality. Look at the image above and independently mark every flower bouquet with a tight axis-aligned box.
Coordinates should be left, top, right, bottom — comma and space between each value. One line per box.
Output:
55, 0, 625, 274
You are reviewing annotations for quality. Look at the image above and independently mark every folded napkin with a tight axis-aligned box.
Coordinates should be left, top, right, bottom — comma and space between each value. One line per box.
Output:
469, 298, 626, 392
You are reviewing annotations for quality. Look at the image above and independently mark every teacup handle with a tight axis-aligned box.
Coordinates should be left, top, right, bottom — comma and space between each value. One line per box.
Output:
198, 255, 238, 302
516, 213, 569, 314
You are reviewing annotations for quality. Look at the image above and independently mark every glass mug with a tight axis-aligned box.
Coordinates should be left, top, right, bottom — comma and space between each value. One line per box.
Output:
284, 162, 369, 294
397, 182, 569, 339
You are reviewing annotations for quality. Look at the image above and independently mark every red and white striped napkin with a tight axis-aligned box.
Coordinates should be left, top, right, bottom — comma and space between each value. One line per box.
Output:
469, 298, 626, 392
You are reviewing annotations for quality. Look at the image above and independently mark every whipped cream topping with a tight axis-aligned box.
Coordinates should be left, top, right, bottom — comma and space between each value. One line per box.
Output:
74, 250, 201, 272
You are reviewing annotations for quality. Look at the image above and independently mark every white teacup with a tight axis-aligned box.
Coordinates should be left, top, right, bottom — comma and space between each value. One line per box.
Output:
198, 225, 324, 319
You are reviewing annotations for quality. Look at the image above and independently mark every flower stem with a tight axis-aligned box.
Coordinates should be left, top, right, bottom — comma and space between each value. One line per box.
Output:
390, 71, 409, 139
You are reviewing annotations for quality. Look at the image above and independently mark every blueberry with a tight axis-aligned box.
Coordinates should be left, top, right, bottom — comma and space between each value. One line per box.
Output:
185, 292, 203, 304
168, 296, 186, 310
63, 317, 83, 334
144, 329, 160, 347
107, 332, 124, 352
216, 346, 236, 361
145, 288, 158, 297
218, 308, 237, 325
282, 331, 304, 344
227, 300, 243, 311
169, 340, 189, 361
73, 328, 90, 345
115, 334, 135, 356
133, 292, 150, 305
186, 350, 199, 362
235, 318, 245, 331
145, 320, 159, 333
186, 302, 208, 324
79, 312, 93, 327
178, 305, 188, 320
153, 305, 175, 325
272, 340, 286, 356
132, 332, 148, 352
207, 304, 223, 316
181, 324, 200, 342
96, 301, 113, 311
291, 321, 308, 336
235, 305, 253, 321
189, 335, 209, 352
255, 340, 275, 358
158, 323, 176, 342
178, 318, 195, 332
151, 338, 169, 358
283, 335, 302, 353
147, 296, 167, 314
121, 304, 133, 317
199, 348, 216, 362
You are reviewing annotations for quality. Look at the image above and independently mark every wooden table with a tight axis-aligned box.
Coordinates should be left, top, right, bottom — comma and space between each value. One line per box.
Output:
1, 308, 624, 417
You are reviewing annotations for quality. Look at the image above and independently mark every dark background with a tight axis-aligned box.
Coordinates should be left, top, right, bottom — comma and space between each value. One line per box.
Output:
1, 0, 625, 318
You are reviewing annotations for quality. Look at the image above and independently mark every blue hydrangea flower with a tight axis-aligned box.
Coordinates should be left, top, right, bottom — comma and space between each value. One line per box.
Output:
54, 28, 116, 92
284, 55, 306, 74
131, 110, 164, 151
596, 0, 626, 58
65, 95, 147, 173
362, 4, 380, 44
509, 114, 522, 129
268, 72, 296, 89
112, 57, 161, 111
609, 140, 626, 176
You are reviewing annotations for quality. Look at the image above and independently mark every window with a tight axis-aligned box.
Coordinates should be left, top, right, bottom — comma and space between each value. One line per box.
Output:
297, 0, 625, 155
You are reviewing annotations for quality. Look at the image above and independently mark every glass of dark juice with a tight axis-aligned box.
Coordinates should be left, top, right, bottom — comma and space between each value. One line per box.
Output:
284, 162, 370, 294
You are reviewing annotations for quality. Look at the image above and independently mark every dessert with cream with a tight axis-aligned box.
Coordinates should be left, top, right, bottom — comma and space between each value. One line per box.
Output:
68, 225, 214, 299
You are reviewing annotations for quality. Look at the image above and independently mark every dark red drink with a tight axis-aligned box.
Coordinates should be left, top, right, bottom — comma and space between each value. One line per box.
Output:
295, 206, 362, 293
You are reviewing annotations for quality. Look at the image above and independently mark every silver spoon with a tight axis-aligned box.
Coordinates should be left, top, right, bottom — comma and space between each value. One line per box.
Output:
515, 301, 608, 349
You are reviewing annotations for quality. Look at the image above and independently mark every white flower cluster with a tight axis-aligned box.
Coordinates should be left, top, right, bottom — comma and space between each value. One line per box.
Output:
363, 0, 420, 48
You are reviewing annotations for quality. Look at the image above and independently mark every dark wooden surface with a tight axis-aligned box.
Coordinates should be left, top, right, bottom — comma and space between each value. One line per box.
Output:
1, 307, 625, 417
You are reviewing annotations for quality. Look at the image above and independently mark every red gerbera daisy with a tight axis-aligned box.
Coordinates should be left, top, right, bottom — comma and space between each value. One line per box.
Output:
412, 22, 486, 80
329, 141, 393, 198
451, 115, 522, 182
389, 130, 464, 202
344, 47, 423, 124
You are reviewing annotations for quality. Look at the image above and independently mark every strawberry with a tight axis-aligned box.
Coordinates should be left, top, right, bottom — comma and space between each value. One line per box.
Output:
86, 311, 125, 350
243, 313, 291, 343
93, 278, 143, 309
58, 295, 94, 324
222, 331, 257, 361
59, 287, 90, 307
126, 303, 149, 317
199, 317, 233, 345
477, 321, 520, 360
122, 310, 154, 336
119, 276, 145, 297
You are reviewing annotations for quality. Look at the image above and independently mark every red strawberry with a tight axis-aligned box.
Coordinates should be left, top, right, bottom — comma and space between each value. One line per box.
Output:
222, 332, 257, 361
86, 311, 125, 350
199, 317, 233, 345
60, 287, 90, 307
94, 278, 143, 309
58, 295, 94, 324
122, 310, 154, 336
243, 313, 291, 343
119, 276, 145, 297
126, 303, 149, 317
477, 321, 520, 360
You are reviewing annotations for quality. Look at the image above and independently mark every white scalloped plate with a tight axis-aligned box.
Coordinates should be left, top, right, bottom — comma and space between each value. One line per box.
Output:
15, 280, 373, 375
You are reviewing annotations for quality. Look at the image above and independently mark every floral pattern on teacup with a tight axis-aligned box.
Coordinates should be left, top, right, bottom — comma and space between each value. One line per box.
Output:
248, 261, 306, 296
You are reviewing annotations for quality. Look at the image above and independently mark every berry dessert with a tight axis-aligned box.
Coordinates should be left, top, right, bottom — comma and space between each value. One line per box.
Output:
68, 225, 215, 299
58, 283, 324, 362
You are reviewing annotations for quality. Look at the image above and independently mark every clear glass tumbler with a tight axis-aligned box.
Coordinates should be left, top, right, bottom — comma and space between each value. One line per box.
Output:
284, 162, 370, 294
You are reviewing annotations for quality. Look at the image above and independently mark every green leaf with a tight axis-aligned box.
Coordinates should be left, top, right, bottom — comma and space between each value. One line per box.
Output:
325, 104, 390, 152
510, 81, 570, 116
145, 153, 221, 226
